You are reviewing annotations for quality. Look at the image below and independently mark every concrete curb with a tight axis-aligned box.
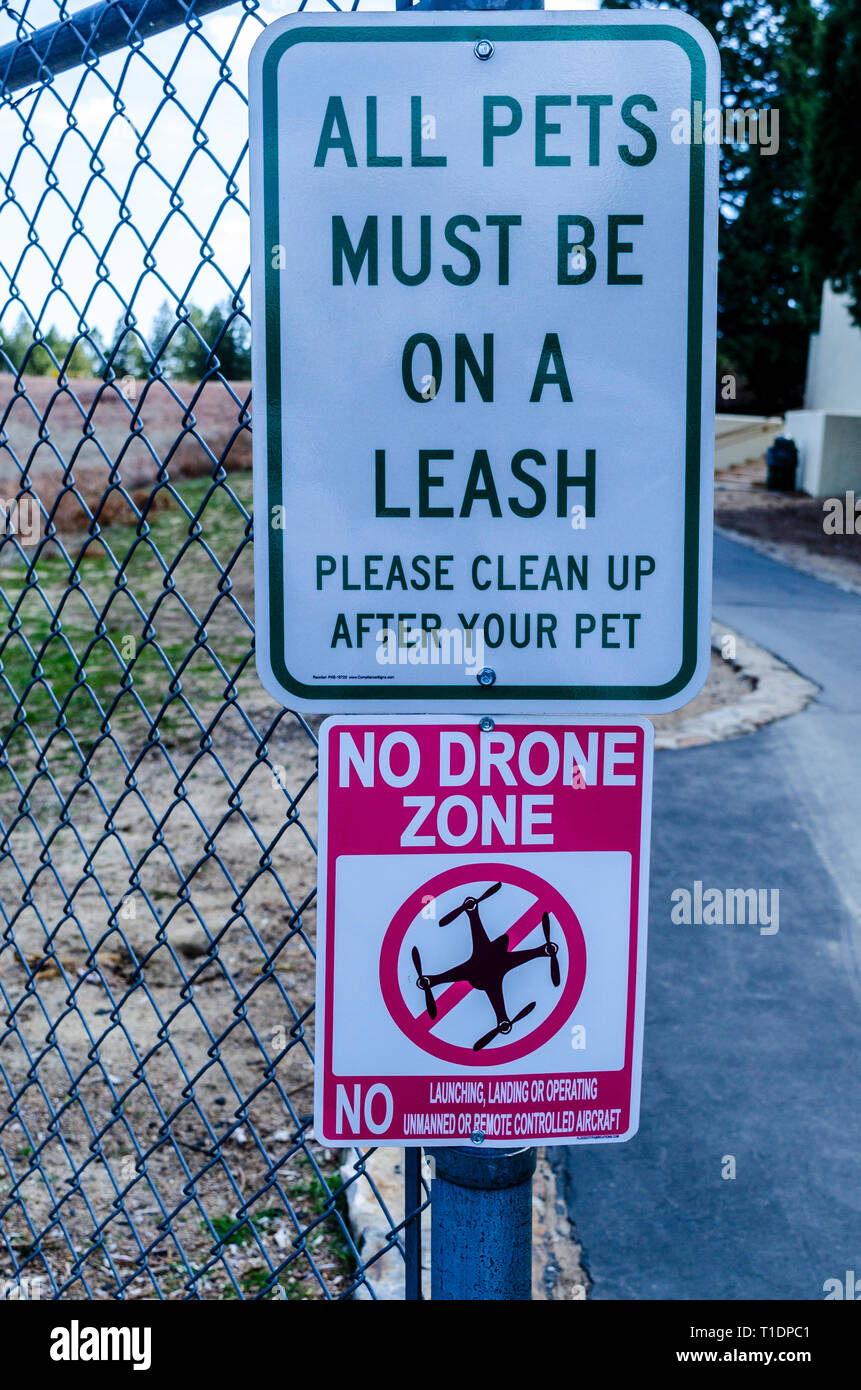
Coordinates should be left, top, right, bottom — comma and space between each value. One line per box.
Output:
654, 621, 819, 750
339, 1148, 431, 1300
531, 1151, 589, 1300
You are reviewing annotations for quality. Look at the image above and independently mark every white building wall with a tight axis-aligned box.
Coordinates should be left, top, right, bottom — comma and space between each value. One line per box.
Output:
804, 282, 861, 412
781, 284, 861, 495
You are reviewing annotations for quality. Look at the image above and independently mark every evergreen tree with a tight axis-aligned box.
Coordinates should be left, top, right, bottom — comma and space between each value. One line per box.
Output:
206, 303, 251, 380
802, 0, 861, 327
0, 314, 35, 373
149, 300, 182, 379
107, 315, 148, 379
0, 314, 96, 377
172, 304, 212, 381
602, 0, 820, 414
147, 300, 250, 381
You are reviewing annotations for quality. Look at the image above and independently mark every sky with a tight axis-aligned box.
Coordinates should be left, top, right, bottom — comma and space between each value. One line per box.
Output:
0, 0, 602, 351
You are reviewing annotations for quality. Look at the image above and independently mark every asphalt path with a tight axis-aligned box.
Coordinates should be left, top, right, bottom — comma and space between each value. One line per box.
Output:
557, 532, 861, 1300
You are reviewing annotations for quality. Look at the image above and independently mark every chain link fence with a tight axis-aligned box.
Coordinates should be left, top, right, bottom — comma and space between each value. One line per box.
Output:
0, 0, 429, 1300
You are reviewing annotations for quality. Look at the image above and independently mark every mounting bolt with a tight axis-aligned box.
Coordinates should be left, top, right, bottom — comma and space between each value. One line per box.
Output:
479, 716, 494, 732
470, 1129, 485, 1144
474, 39, 494, 61
477, 667, 496, 687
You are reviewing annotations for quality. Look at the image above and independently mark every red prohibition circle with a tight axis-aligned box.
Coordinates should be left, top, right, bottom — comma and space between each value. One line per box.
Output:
379, 861, 587, 1067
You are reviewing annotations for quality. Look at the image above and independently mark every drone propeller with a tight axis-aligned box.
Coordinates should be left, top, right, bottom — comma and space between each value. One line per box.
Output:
542, 912, 561, 987
473, 1001, 536, 1052
439, 880, 502, 927
411, 945, 437, 1019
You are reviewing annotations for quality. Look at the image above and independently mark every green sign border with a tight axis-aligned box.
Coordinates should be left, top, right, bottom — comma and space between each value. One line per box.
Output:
260, 21, 708, 702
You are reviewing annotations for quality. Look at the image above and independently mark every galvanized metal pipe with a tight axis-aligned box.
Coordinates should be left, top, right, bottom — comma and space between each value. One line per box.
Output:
429, 1146, 538, 1300
420, 0, 543, 1303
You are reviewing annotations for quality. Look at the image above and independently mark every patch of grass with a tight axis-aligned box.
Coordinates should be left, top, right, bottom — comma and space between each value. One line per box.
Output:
246, 1266, 312, 1300
205, 1153, 355, 1302
282, 1151, 354, 1294
205, 1206, 285, 1250
0, 474, 254, 755
160, 1260, 197, 1296
208, 1215, 254, 1248
219, 1266, 311, 1301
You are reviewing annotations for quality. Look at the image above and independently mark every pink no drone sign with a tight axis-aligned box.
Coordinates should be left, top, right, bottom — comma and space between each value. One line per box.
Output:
314, 716, 653, 1147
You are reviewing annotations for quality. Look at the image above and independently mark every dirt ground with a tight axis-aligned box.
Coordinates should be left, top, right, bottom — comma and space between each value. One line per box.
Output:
0, 374, 251, 534
0, 708, 326, 1293
715, 456, 861, 589
651, 647, 753, 739
0, 471, 360, 1300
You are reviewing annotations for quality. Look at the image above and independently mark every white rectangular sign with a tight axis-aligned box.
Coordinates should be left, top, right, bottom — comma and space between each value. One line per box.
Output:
250, 10, 719, 712
314, 715, 654, 1147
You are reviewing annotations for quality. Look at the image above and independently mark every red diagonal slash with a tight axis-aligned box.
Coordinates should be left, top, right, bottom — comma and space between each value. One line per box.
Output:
413, 898, 546, 1034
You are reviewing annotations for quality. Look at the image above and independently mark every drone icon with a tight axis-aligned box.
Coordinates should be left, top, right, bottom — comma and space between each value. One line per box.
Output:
411, 881, 561, 1052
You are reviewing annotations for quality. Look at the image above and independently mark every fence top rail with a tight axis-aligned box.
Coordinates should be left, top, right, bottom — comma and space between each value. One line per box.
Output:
0, 0, 240, 96
0, 0, 548, 95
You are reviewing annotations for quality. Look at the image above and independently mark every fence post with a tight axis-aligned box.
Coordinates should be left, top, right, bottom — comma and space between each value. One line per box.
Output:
404, 1147, 424, 1300
410, 0, 543, 1304
428, 1145, 538, 1300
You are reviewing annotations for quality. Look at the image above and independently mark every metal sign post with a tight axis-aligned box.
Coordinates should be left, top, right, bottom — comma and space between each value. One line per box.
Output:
428, 1144, 538, 1301
417, 0, 544, 1304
